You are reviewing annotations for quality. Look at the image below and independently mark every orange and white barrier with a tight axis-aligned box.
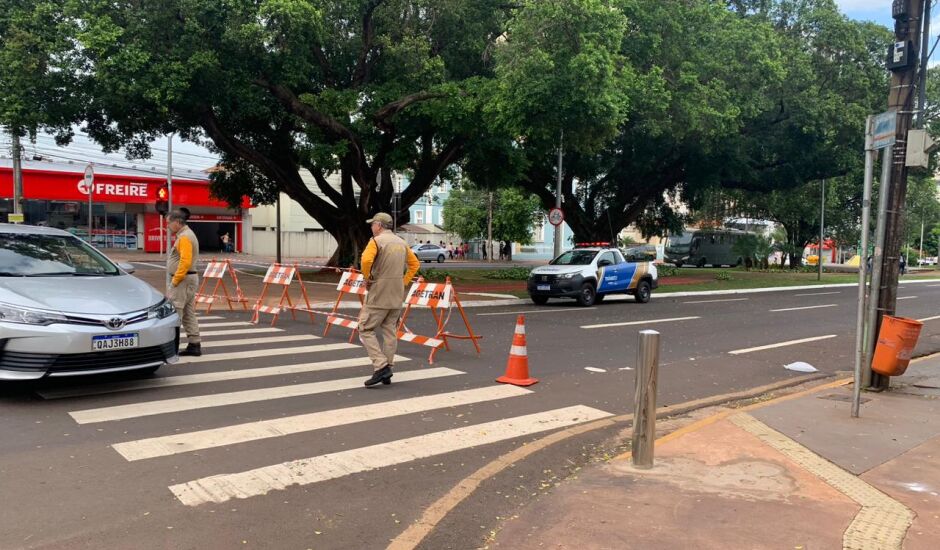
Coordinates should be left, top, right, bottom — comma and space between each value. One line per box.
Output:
319, 269, 369, 342
194, 259, 249, 313
251, 263, 314, 326
396, 276, 482, 363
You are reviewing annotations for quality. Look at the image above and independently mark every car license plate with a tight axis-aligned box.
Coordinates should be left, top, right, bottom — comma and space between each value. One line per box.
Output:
537, 285, 551, 291
92, 333, 139, 352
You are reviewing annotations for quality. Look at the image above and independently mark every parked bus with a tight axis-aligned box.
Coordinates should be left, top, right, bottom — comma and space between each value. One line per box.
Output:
665, 228, 754, 268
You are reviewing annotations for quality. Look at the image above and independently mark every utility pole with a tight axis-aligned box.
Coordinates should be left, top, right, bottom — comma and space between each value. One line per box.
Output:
487, 191, 494, 263
873, 0, 926, 390
276, 193, 282, 264
11, 132, 23, 221
553, 131, 563, 258
166, 134, 174, 254
818, 179, 825, 281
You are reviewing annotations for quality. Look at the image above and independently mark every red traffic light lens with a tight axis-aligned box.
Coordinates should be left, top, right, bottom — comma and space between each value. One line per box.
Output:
157, 186, 169, 200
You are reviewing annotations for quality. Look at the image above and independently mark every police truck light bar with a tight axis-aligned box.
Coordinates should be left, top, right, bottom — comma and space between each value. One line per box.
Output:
574, 242, 610, 248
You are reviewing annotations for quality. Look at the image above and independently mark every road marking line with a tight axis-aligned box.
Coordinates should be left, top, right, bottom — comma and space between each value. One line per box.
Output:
927, 284, 940, 287
769, 304, 837, 312
69, 367, 464, 424
918, 315, 940, 322
896, 296, 917, 300
197, 321, 253, 328
37, 355, 410, 399
479, 307, 597, 317
201, 335, 317, 349
199, 328, 283, 337
196, 315, 225, 320
681, 298, 749, 304
584, 367, 607, 373
114, 385, 532, 461
728, 334, 837, 355
463, 292, 520, 299
792, 291, 841, 297
132, 262, 165, 269
177, 343, 357, 364
168, 405, 611, 506
581, 316, 700, 329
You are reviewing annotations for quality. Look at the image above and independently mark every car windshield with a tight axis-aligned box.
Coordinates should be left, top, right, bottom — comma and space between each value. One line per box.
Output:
550, 250, 598, 266
668, 232, 695, 247
0, 233, 120, 276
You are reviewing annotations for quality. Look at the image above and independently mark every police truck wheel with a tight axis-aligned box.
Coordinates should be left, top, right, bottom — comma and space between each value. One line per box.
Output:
697, 257, 707, 268
634, 280, 652, 303
594, 294, 605, 303
576, 283, 596, 307
437, 254, 445, 263
531, 295, 549, 305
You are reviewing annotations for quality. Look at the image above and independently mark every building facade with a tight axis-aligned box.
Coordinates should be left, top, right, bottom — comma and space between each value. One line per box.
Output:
1, 159, 250, 253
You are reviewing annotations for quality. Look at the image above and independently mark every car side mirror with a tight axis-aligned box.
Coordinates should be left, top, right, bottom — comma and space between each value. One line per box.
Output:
118, 262, 136, 274
598, 259, 613, 267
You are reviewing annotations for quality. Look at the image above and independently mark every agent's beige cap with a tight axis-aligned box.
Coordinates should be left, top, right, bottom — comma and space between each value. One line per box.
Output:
366, 212, 393, 225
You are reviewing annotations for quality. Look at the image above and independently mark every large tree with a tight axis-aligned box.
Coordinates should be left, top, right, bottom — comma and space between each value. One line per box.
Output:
30, 0, 526, 265
441, 184, 542, 245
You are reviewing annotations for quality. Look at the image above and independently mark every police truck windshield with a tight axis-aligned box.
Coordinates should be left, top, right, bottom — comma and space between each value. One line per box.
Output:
550, 250, 598, 266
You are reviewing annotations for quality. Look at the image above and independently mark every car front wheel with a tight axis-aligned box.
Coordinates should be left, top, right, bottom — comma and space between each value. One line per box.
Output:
576, 283, 596, 307
634, 280, 652, 303
530, 295, 549, 305
437, 254, 445, 263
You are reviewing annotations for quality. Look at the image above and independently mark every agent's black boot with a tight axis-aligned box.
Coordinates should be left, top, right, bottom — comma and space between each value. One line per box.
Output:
364, 366, 392, 387
179, 343, 202, 357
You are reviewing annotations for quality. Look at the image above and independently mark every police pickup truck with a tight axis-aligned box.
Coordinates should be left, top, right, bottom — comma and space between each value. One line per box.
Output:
527, 242, 658, 306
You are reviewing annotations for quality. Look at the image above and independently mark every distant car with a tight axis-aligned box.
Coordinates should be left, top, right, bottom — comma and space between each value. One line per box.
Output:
917, 257, 938, 266
527, 242, 658, 306
412, 243, 447, 263
623, 244, 658, 263
0, 224, 180, 381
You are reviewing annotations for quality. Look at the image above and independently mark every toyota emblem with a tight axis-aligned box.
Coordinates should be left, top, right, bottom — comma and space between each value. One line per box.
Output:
106, 317, 126, 330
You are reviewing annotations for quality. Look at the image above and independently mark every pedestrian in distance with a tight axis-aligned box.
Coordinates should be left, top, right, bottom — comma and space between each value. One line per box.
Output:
166, 209, 202, 356
899, 255, 906, 275
359, 213, 420, 387
221, 232, 232, 253
447, 242, 454, 259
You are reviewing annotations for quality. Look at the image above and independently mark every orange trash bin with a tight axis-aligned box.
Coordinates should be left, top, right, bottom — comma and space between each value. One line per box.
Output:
871, 315, 924, 376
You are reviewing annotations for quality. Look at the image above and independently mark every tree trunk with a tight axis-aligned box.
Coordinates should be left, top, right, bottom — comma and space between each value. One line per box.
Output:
326, 218, 373, 269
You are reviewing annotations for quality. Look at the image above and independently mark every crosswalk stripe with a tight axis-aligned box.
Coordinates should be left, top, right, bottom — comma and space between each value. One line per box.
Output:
36, 355, 411, 399
200, 328, 283, 337
69, 368, 464, 424
169, 405, 612, 506
177, 343, 357, 365
581, 316, 700, 329
114, 385, 533, 461
196, 321, 252, 328
201, 335, 317, 349
196, 315, 225, 320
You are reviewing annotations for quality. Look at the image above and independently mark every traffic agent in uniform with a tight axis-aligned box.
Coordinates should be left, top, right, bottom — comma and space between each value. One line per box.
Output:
166, 209, 202, 356
359, 213, 420, 386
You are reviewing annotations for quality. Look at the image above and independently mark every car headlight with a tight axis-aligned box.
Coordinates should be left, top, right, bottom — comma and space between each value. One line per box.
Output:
559, 272, 578, 279
148, 299, 177, 320
0, 302, 68, 326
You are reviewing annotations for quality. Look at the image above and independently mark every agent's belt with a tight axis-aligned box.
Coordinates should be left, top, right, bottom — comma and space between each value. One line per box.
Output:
187, 271, 197, 274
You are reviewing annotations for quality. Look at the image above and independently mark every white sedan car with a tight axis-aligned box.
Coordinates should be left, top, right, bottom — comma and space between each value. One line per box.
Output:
412, 243, 448, 263
0, 224, 180, 381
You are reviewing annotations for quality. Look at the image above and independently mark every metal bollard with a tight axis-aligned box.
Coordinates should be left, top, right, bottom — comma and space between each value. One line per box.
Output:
632, 329, 660, 469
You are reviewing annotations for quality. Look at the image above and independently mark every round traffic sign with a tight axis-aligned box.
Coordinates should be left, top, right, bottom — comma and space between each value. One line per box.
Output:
83, 164, 94, 195
548, 207, 564, 226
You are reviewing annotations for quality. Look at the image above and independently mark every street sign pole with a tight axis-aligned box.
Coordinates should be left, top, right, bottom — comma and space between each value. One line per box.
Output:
84, 164, 95, 244
166, 134, 174, 255
553, 131, 563, 258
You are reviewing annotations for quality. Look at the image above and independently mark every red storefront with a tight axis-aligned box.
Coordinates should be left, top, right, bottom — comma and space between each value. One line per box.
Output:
1, 160, 250, 253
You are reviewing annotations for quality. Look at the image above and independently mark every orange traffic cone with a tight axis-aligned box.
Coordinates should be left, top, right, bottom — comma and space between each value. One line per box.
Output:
496, 315, 538, 386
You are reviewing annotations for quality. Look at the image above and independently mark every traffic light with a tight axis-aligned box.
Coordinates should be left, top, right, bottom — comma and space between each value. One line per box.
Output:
155, 185, 169, 215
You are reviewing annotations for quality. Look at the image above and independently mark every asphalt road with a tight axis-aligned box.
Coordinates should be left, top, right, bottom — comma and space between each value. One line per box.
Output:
1, 279, 938, 549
